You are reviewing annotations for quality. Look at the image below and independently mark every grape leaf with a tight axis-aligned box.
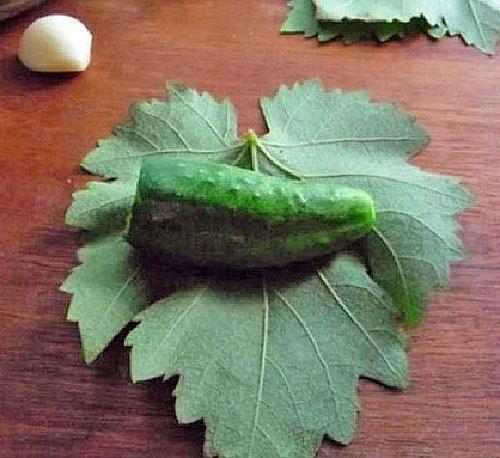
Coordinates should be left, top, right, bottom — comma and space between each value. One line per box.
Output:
61, 235, 151, 363
282, 0, 433, 43
314, 0, 500, 54
126, 255, 408, 456
63, 85, 249, 361
256, 80, 471, 324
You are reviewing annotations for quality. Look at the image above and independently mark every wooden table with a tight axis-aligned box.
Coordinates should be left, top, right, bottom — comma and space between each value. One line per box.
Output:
0, 1, 499, 456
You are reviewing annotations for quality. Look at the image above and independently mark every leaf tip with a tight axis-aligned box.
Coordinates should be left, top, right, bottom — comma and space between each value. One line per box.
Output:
83, 350, 98, 365
403, 303, 424, 328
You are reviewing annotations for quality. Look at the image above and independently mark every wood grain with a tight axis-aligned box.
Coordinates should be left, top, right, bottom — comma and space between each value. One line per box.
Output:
0, 1, 499, 456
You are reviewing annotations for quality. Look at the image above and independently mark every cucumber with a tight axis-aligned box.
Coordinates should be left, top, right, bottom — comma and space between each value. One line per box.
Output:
127, 157, 376, 268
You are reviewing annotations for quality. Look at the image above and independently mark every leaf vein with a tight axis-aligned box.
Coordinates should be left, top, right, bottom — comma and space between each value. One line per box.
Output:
468, 0, 488, 49
266, 357, 305, 431
248, 280, 270, 458
371, 227, 410, 312
139, 108, 192, 149
96, 267, 141, 335
316, 269, 404, 384
169, 86, 228, 145
273, 289, 357, 413
379, 210, 462, 254
262, 136, 425, 148
158, 286, 208, 351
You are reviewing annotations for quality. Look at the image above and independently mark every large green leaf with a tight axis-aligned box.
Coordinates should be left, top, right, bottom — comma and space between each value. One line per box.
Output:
282, 0, 434, 43
314, 0, 500, 54
256, 80, 471, 324
62, 235, 151, 363
126, 255, 408, 457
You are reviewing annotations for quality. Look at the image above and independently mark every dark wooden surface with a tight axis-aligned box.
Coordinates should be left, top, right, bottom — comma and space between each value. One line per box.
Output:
0, 1, 499, 456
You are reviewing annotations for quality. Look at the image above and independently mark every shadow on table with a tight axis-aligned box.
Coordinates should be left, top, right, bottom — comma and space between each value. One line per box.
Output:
0, 54, 81, 92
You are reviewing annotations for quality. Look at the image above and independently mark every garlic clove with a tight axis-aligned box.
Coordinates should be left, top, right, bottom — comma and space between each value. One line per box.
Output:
18, 15, 92, 73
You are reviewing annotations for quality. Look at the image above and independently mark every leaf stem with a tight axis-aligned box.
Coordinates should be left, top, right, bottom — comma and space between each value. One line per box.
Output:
245, 129, 260, 172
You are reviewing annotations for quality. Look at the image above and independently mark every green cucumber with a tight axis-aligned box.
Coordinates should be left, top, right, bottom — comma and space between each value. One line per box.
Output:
127, 157, 376, 268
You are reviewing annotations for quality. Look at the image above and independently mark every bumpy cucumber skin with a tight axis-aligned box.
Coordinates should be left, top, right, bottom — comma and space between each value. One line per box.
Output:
128, 158, 376, 268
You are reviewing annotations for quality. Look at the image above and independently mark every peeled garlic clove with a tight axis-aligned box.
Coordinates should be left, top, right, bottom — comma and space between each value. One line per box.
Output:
18, 15, 92, 72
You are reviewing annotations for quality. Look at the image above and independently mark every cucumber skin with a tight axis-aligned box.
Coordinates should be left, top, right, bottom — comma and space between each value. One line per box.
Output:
128, 158, 376, 268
